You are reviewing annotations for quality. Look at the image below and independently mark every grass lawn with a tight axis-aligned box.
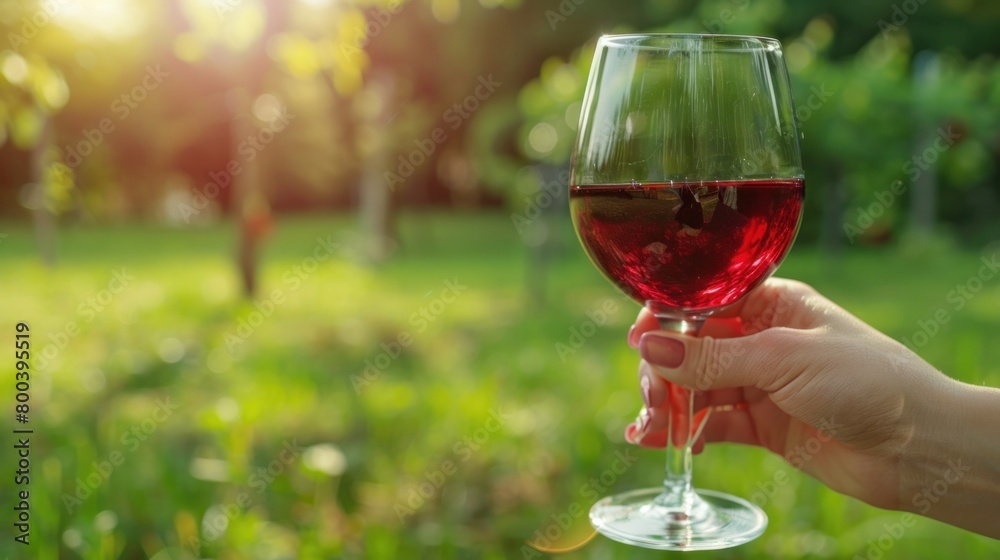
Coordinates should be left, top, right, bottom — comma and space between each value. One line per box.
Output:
1, 212, 999, 559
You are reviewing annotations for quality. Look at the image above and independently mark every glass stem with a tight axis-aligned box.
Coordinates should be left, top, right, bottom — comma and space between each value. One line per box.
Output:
654, 314, 707, 512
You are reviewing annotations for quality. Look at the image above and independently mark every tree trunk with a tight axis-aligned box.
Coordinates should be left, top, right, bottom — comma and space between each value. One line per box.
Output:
31, 117, 56, 267
909, 127, 937, 236
819, 169, 845, 254
523, 164, 568, 308
910, 53, 939, 238
231, 96, 264, 298
359, 72, 396, 263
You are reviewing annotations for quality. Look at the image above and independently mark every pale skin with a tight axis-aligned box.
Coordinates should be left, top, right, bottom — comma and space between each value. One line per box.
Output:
626, 278, 1000, 539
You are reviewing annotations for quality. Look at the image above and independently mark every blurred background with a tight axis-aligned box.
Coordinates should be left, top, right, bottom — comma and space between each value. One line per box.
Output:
2, 0, 1000, 558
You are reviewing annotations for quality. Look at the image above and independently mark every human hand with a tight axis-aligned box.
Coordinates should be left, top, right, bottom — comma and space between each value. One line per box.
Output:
625, 278, 962, 512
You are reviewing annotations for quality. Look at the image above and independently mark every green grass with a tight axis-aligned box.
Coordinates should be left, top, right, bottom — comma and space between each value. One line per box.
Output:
1, 213, 999, 559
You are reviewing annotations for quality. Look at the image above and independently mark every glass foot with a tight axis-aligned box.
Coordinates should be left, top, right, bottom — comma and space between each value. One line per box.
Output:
589, 487, 767, 550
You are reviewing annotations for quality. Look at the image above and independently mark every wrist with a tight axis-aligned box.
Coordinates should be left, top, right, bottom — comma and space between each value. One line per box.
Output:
898, 376, 1000, 537
898, 374, 969, 510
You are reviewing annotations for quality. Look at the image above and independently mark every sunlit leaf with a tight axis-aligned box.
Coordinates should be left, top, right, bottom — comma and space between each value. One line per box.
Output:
431, 0, 460, 23
329, 10, 369, 95
50, 0, 148, 42
272, 33, 322, 78
222, 1, 267, 52
336, 9, 369, 58
43, 161, 75, 213
0, 51, 28, 85
545, 64, 579, 102
10, 106, 42, 149
179, 0, 266, 53
173, 32, 206, 63
31, 64, 70, 111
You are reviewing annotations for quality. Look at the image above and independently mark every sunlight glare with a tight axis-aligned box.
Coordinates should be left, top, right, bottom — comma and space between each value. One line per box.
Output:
0, 52, 28, 85
53, 0, 147, 41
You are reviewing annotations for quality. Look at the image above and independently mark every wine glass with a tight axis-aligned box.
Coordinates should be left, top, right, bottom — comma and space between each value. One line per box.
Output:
568, 34, 804, 550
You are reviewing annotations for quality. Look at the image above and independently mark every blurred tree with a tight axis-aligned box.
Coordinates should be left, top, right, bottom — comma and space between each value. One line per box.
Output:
0, 33, 70, 265
3, 0, 1000, 261
266, 0, 434, 263
168, 0, 290, 297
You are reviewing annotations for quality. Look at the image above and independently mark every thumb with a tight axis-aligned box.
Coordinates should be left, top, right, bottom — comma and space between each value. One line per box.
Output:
638, 329, 799, 392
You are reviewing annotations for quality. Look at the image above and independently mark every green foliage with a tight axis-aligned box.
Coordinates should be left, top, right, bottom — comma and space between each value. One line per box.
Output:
510, 3, 1000, 244
2, 215, 1000, 558
0, 25, 73, 215
516, 47, 595, 165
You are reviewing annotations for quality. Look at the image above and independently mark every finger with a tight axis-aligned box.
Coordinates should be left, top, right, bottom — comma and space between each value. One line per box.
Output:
639, 327, 812, 393
642, 365, 747, 413
652, 386, 713, 449
633, 427, 705, 452
638, 361, 668, 409
692, 434, 706, 454
699, 316, 743, 339
710, 277, 796, 323
627, 398, 681, 447
633, 403, 744, 451
700, 409, 763, 447
713, 277, 840, 333
629, 307, 661, 348
633, 427, 668, 448
695, 387, 747, 410
632, 307, 740, 348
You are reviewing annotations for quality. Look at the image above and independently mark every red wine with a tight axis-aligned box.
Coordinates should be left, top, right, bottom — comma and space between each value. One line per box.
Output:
570, 179, 804, 312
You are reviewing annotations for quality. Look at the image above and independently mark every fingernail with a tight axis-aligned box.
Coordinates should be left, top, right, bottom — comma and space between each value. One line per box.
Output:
640, 334, 685, 369
634, 409, 651, 442
625, 422, 637, 443
640, 375, 652, 408
628, 325, 641, 348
